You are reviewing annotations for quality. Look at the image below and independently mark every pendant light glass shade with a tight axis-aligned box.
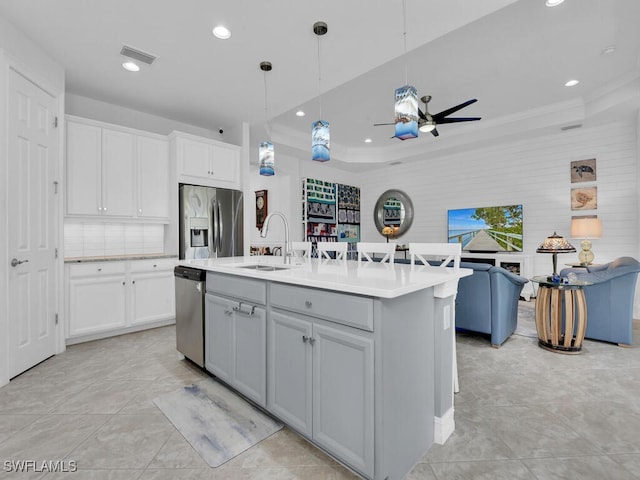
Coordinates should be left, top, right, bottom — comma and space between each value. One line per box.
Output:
259, 141, 274, 176
394, 85, 419, 140
311, 120, 330, 162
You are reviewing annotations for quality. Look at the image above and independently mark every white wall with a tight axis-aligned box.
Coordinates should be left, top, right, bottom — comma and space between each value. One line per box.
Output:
358, 119, 640, 312
247, 147, 358, 251
66, 93, 230, 143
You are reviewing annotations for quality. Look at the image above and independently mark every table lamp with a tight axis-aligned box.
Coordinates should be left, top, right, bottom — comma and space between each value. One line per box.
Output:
536, 232, 576, 275
570, 216, 602, 266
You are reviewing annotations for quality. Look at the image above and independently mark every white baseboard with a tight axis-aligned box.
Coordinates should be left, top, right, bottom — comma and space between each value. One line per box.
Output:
434, 407, 455, 445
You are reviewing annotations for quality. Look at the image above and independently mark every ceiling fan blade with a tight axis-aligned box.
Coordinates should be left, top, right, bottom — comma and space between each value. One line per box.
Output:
436, 117, 482, 124
431, 128, 439, 137
373, 122, 396, 126
432, 99, 478, 120
417, 107, 428, 121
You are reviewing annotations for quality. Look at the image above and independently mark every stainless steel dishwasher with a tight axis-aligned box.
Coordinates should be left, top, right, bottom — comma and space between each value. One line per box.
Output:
174, 266, 206, 367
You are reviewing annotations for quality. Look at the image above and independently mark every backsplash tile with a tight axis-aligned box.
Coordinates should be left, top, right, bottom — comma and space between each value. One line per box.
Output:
64, 221, 165, 258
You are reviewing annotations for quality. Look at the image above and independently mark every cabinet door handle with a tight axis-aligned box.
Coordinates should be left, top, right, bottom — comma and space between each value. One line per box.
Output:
232, 302, 256, 316
132, 280, 136, 284
304, 300, 312, 308
302, 335, 309, 343
122, 281, 125, 285
224, 310, 233, 316
97, 268, 102, 272
309, 337, 316, 345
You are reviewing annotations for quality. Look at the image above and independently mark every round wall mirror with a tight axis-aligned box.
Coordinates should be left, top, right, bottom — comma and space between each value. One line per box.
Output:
373, 189, 414, 239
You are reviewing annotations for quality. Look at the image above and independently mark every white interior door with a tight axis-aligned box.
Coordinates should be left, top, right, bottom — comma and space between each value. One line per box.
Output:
7, 68, 58, 378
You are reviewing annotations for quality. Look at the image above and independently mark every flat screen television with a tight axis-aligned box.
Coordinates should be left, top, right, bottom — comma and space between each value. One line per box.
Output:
447, 205, 523, 253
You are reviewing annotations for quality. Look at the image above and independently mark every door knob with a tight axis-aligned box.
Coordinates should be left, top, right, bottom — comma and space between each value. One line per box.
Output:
10, 258, 28, 267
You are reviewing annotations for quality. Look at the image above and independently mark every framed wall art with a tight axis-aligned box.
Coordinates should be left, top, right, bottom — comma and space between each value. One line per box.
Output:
570, 158, 596, 183
571, 186, 597, 211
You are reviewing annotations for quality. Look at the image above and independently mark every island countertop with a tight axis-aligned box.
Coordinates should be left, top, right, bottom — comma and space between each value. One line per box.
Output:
178, 256, 472, 299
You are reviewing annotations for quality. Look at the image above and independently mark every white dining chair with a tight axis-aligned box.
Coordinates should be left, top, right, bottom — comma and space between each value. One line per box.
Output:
317, 241, 348, 260
290, 241, 312, 260
409, 242, 462, 394
357, 242, 397, 264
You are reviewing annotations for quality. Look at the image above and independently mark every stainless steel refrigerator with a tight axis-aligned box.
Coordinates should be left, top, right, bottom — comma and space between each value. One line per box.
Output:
178, 184, 244, 259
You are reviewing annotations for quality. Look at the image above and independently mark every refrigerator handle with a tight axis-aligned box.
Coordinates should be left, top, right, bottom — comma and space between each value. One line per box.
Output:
217, 201, 224, 253
210, 200, 216, 255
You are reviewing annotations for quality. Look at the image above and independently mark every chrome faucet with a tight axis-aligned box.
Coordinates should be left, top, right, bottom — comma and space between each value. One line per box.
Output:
260, 212, 291, 264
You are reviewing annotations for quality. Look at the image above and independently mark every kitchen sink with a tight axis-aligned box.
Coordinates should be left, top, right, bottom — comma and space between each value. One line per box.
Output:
235, 264, 293, 271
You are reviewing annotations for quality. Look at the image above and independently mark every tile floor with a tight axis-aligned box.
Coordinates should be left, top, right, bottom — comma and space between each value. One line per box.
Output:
1, 303, 639, 479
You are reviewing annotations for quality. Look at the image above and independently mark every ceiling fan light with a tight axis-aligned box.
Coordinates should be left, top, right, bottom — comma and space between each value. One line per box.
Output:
545, 0, 565, 7
419, 122, 436, 133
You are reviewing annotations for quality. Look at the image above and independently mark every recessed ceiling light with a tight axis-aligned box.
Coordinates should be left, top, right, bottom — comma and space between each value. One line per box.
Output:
212, 25, 231, 40
565, 79, 579, 87
122, 61, 140, 72
295, 110, 306, 117
364, 138, 372, 143
545, 0, 565, 7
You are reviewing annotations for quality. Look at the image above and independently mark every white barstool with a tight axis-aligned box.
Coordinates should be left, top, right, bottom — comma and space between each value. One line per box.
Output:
357, 242, 397, 263
317, 241, 348, 260
291, 241, 312, 261
409, 243, 462, 394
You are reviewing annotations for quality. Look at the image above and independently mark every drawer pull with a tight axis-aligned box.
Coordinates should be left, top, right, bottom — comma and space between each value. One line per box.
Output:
232, 302, 256, 316
302, 335, 309, 343
97, 268, 102, 272
304, 300, 312, 308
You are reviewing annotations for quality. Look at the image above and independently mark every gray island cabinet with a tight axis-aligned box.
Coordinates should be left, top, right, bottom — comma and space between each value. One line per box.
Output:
190, 257, 471, 480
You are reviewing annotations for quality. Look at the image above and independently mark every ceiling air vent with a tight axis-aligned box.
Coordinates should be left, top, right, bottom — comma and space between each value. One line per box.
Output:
120, 45, 157, 65
561, 124, 583, 131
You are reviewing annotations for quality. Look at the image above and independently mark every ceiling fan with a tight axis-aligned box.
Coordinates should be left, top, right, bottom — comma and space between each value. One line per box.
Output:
374, 96, 481, 138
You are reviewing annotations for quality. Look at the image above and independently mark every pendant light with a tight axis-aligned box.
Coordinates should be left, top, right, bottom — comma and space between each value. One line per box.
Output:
394, 0, 419, 140
311, 21, 330, 162
259, 61, 274, 176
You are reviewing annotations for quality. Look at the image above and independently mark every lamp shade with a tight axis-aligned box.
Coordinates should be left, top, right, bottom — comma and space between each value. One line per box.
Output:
259, 141, 274, 176
571, 217, 602, 239
311, 120, 330, 162
394, 85, 419, 140
536, 232, 576, 275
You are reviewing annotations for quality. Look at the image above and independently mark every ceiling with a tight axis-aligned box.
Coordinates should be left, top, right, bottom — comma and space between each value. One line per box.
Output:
1, 0, 639, 168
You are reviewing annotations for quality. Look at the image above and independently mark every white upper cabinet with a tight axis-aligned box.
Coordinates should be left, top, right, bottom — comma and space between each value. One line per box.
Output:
66, 121, 102, 216
137, 136, 170, 220
65, 116, 169, 221
171, 132, 240, 189
102, 128, 135, 217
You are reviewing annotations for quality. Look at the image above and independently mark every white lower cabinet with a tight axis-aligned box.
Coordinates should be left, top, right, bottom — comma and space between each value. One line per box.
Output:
204, 279, 267, 407
268, 309, 374, 478
67, 262, 127, 337
130, 260, 176, 326
66, 258, 176, 343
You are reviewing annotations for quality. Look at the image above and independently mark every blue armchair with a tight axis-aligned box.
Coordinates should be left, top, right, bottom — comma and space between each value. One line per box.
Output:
560, 257, 640, 346
390, 258, 528, 347
455, 263, 529, 347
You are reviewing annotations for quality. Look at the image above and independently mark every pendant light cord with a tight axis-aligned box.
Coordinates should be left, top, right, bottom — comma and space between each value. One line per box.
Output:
263, 70, 270, 138
317, 34, 323, 119
403, 0, 408, 85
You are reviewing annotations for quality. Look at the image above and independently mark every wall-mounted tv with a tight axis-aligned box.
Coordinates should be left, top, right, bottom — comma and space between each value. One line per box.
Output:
448, 205, 523, 253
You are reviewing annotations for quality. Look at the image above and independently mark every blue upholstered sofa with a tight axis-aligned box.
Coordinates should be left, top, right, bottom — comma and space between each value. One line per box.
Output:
560, 257, 640, 346
393, 259, 528, 347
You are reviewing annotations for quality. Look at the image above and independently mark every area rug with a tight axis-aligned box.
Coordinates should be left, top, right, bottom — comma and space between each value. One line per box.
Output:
153, 379, 283, 467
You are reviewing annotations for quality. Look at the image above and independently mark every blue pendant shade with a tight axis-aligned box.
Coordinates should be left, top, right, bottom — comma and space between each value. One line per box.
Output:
394, 85, 419, 140
311, 120, 330, 162
259, 141, 274, 176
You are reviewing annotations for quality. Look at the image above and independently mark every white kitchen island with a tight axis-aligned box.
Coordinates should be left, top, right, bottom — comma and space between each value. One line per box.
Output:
178, 256, 471, 480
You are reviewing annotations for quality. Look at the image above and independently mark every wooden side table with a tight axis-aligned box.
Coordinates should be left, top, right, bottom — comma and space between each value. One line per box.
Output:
530, 276, 592, 354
